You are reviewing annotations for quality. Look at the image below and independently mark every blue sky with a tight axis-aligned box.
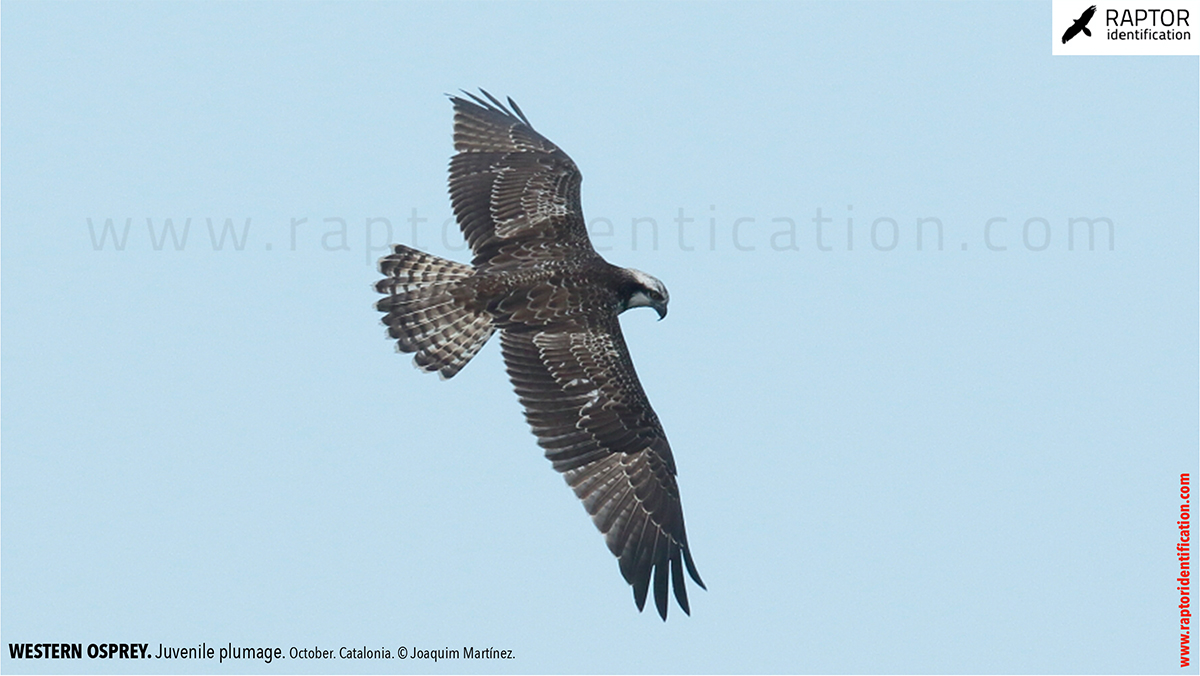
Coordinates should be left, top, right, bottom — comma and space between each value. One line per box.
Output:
2, 2, 1197, 673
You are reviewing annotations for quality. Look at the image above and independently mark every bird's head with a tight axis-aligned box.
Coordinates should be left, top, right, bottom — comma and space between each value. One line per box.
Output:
619, 268, 669, 320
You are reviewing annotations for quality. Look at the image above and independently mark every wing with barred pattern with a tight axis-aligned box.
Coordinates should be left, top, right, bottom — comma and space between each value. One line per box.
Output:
448, 91, 596, 270
499, 321, 704, 619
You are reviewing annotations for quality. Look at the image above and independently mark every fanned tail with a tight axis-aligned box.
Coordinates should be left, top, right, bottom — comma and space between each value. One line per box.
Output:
375, 244, 495, 379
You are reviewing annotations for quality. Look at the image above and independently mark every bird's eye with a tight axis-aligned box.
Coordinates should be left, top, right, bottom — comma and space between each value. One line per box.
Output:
649, 291, 662, 301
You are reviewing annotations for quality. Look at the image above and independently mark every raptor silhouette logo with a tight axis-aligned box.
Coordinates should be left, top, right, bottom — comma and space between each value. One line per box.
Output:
1062, 5, 1098, 43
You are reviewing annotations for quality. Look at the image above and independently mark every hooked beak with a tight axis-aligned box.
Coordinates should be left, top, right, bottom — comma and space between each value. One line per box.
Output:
654, 303, 667, 321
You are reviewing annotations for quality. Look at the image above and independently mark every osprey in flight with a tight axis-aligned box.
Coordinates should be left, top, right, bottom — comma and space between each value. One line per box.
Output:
375, 91, 704, 619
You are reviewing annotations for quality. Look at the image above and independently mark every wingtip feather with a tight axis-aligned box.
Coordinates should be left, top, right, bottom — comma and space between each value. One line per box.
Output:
683, 546, 706, 590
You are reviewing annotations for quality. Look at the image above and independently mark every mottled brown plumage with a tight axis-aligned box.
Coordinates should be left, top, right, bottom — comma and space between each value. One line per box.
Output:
375, 90, 703, 619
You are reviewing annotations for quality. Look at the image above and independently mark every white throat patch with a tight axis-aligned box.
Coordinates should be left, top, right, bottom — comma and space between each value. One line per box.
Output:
627, 289, 656, 310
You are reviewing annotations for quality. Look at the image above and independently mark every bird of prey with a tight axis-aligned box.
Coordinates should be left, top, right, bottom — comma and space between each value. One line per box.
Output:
1062, 5, 1097, 43
374, 90, 704, 619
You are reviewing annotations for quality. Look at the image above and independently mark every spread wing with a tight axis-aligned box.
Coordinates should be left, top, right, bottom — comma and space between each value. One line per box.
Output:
500, 320, 704, 619
448, 90, 596, 271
